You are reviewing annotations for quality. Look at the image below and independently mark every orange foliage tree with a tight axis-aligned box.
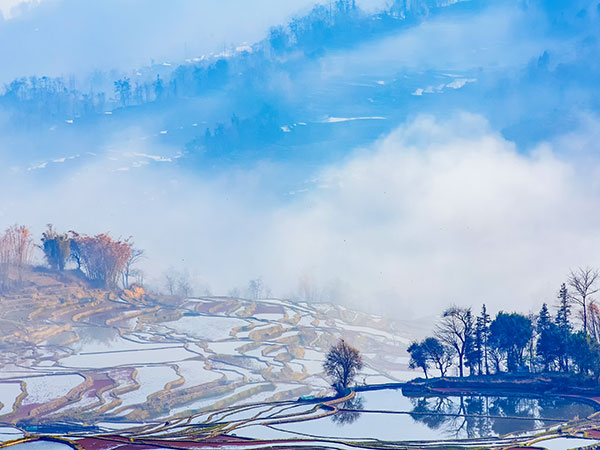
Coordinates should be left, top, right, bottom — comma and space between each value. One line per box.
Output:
588, 301, 600, 342
70, 232, 132, 289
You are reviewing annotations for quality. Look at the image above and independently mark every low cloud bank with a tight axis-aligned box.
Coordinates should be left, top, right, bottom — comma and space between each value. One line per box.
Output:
269, 114, 600, 316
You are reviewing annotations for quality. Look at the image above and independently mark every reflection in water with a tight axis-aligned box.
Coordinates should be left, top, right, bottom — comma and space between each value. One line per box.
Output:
332, 395, 364, 425
407, 395, 596, 439
325, 391, 595, 440
77, 325, 119, 345
409, 397, 453, 431
250, 390, 595, 442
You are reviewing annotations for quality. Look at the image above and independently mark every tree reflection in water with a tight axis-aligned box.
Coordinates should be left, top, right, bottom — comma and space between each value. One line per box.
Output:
331, 395, 364, 425
323, 392, 593, 439
77, 325, 119, 345
407, 395, 594, 439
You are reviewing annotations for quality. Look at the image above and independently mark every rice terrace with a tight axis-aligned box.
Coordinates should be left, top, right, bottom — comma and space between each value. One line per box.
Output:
2, 243, 600, 449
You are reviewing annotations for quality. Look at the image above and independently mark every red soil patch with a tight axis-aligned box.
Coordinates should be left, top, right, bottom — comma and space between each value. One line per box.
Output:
253, 304, 284, 315
586, 429, 600, 438
91, 377, 113, 392
13, 402, 44, 421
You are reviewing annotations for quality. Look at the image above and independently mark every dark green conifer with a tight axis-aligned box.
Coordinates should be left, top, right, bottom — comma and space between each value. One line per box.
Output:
555, 283, 572, 372
478, 304, 491, 374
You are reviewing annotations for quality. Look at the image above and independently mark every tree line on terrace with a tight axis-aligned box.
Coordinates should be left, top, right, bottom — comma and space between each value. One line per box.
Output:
408, 267, 600, 380
1, 0, 452, 123
0, 223, 143, 292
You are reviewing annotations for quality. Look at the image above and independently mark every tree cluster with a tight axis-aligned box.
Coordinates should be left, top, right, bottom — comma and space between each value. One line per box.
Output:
68, 232, 132, 289
0, 223, 147, 292
408, 268, 600, 381
0, 224, 35, 291
163, 267, 194, 299
1, 0, 449, 126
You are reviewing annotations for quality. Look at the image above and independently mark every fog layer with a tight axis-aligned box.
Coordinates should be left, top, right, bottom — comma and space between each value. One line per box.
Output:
2, 113, 600, 318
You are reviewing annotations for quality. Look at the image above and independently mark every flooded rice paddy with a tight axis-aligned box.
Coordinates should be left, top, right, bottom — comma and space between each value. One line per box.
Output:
239, 390, 597, 441
0, 279, 424, 427
1, 389, 598, 450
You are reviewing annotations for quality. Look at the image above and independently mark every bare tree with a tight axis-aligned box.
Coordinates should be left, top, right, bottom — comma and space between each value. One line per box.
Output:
323, 339, 363, 394
489, 346, 503, 374
228, 287, 241, 298
297, 272, 320, 302
122, 247, 144, 289
246, 277, 272, 300
176, 271, 193, 298
424, 338, 454, 377
435, 306, 472, 377
163, 268, 194, 299
133, 269, 145, 287
0, 232, 11, 291
0, 225, 35, 288
568, 267, 600, 333
164, 268, 178, 295
7, 225, 35, 283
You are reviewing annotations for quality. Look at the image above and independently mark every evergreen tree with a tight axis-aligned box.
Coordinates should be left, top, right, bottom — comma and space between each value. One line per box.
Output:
153, 75, 164, 101
407, 341, 430, 379
113, 78, 131, 106
537, 304, 559, 371
490, 312, 533, 372
473, 316, 484, 375
555, 283, 572, 372
478, 304, 491, 375
464, 310, 478, 375
569, 331, 597, 375
537, 303, 551, 332
40, 224, 71, 271
556, 283, 571, 332
537, 323, 561, 372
